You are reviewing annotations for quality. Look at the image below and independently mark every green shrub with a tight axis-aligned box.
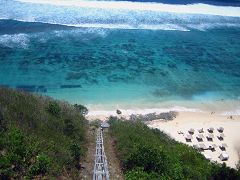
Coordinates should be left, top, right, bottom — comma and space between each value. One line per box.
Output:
47, 102, 61, 117
63, 119, 75, 136
70, 144, 81, 170
0, 128, 30, 178
0, 154, 13, 179
211, 163, 240, 180
126, 167, 159, 180
28, 153, 50, 177
126, 144, 168, 174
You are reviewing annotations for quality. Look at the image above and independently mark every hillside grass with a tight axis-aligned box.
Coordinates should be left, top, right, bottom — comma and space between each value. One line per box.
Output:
109, 117, 240, 180
0, 87, 88, 179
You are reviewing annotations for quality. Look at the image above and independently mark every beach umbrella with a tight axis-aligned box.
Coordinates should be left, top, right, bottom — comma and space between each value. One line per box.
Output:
206, 133, 214, 140
185, 134, 192, 139
219, 143, 228, 151
217, 133, 225, 140
219, 152, 229, 161
221, 143, 228, 148
217, 127, 224, 132
208, 127, 214, 133
198, 128, 204, 133
209, 144, 217, 150
188, 128, 195, 134
197, 134, 204, 139
219, 133, 225, 137
185, 134, 193, 142
196, 134, 204, 141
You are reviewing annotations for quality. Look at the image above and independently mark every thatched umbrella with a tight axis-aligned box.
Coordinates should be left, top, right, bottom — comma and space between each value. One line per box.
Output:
206, 133, 214, 141
217, 133, 225, 140
208, 127, 214, 133
209, 144, 217, 150
217, 127, 224, 133
198, 128, 204, 133
185, 134, 193, 142
188, 128, 195, 134
219, 143, 228, 151
196, 134, 204, 141
219, 152, 229, 161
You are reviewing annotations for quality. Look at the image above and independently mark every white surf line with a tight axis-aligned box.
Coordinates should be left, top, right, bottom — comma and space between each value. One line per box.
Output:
16, 0, 240, 17
61, 23, 190, 31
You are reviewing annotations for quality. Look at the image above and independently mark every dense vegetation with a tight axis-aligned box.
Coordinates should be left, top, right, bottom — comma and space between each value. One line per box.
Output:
0, 87, 88, 179
109, 117, 240, 180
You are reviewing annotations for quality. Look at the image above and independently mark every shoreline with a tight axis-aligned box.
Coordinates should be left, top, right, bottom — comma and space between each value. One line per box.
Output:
86, 106, 203, 120
86, 99, 240, 120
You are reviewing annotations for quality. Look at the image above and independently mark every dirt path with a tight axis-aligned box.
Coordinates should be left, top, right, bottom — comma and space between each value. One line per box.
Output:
103, 130, 125, 180
80, 126, 96, 180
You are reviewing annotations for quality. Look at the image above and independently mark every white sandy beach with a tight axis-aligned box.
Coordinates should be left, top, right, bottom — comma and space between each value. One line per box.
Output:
148, 111, 240, 168
17, 0, 240, 17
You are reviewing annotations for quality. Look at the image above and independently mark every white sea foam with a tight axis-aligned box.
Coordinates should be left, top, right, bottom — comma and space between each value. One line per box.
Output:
0, 33, 30, 48
221, 109, 240, 116
0, 0, 239, 31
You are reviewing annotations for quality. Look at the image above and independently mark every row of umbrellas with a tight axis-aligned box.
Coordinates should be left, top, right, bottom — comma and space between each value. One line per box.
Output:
188, 127, 224, 134
193, 143, 228, 151
185, 133, 225, 141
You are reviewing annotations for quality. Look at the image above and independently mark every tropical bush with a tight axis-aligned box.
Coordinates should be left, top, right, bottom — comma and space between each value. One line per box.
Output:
47, 102, 61, 117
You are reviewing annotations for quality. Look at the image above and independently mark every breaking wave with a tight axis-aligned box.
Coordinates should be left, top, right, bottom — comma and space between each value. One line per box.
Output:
0, 33, 30, 48
0, 0, 240, 31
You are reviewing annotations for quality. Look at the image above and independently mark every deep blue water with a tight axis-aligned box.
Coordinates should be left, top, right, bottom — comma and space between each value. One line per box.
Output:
0, 0, 240, 110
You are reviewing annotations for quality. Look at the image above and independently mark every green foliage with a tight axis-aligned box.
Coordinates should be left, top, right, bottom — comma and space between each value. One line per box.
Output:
47, 102, 61, 117
126, 144, 168, 174
0, 154, 13, 179
109, 119, 240, 179
63, 119, 75, 136
0, 128, 37, 179
126, 167, 159, 180
0, 87, 87, 178
0, 109, 6, 132
211, 163, 240, 180
28, 153, 50, 177
70, 144, 82, 170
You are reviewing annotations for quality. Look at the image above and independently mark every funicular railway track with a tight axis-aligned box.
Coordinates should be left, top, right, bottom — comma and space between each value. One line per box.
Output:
93, 128, 110, 180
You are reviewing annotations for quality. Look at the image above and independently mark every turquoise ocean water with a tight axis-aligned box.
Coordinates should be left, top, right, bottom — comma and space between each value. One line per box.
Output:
0, 0, 240, 112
